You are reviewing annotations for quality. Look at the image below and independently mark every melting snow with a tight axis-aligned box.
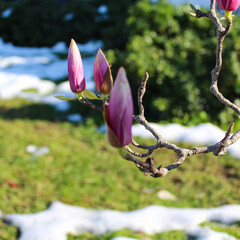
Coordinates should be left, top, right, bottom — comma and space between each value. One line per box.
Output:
0, 38, 101, 110
2, 201, 239, 240
26, 145, 50, 161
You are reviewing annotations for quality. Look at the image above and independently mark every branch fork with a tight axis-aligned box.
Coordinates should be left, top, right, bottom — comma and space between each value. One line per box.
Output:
78, 0, 240, 178
122, 0, 240, 177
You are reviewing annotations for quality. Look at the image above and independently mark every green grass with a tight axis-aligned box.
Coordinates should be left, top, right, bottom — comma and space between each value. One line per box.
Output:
201, 222, 240, 239
0, 99, 239, 240
68, 229, 187, 240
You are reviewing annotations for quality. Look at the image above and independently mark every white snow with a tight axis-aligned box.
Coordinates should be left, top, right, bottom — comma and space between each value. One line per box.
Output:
2, 201, 239, 240
0, 37, 101, 81
187, 227, 237, 240
0, 72, 55, 99
132, 123, 225, 145
0, 38, 101, 110
26, 145, 50, 161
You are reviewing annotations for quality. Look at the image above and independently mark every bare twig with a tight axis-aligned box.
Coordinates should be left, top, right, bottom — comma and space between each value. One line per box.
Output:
76, 0, 240, 178
80, 98, 103, 112
125, 145, 154, 158
119, 0, 240, 178
131, 138, 156, 150
190, 1, 240, 114
138, 72, 149, 116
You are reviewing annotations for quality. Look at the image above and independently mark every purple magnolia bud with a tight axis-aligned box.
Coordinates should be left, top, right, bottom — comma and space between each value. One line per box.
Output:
94, 49, 113, 94
216, 0, 240, 11
103, 67, 133, 148
68, 39, 86, 93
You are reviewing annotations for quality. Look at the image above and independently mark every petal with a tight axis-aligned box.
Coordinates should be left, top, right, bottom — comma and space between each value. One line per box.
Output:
94, 48, 109, 93
68, 39, 85, 93
108, 67, 133, 146
217, 0, 240, 10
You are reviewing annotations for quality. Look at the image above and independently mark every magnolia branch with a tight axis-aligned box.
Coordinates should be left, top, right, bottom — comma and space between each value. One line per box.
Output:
190, 0, 240, 115
68, 0, 240, 178
80, 98, 103, 112
122, 0, 240, 177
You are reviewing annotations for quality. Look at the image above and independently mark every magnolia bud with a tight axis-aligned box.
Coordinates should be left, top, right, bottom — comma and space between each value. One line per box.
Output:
103, 67, 133, 148
216, 0, 240, 21
68, 39, 86, 93
94, 49, 113, 94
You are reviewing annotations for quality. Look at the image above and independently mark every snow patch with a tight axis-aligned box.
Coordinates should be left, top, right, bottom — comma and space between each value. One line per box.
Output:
2, 202, 239, 240
26, 145, 50, 161
0, 38, 101, 111
0, 73, 55, 99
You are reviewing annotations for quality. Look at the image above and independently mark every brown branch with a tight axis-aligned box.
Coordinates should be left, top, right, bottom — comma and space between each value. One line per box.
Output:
79, 98, 103, 112
131, 138, 156, 150
79, 0, 240, 178
120, 0, 240, 177
122, 152, 169, 177
122, 123, 240, 177
138, 72, 149, 117
134, 73, 163, 140
125, 145, 154, 158
190, 1, 240, 114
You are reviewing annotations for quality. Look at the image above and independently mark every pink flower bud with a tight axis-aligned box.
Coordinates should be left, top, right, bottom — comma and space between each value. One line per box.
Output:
68, 39, 86, 93
103, 67, 133, 147
94, 49, 113, 94
216, 0, 240, 11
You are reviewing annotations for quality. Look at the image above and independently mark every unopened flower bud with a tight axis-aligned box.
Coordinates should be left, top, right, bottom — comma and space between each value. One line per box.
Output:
103, 67, 133, 148
68, 39, 86, 93
216, 0, 240, 21
94, 49, 113, 94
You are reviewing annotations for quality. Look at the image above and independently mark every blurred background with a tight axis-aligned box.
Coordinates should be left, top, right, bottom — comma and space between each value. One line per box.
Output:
1, 0, 240, 126
0, 0, 239, 240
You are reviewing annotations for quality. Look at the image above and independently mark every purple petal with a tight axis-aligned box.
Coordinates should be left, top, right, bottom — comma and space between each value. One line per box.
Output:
108, 67, 133, 146
94, 48, 109, 93
217, 0, 240, 11
68, 39, 86, 93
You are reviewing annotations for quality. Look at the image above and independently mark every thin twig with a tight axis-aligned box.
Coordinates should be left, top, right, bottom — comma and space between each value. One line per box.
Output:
125, 145, 154, 158
80, 98, 103, 112
131, 138, 156, 150
120, 0, 240, 178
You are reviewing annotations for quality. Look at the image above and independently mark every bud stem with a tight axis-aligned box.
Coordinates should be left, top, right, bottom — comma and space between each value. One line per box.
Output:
102, 94, 109, 101
224, 10, 233, 22
75, 92, 83, 100
118, 147, 129, 159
